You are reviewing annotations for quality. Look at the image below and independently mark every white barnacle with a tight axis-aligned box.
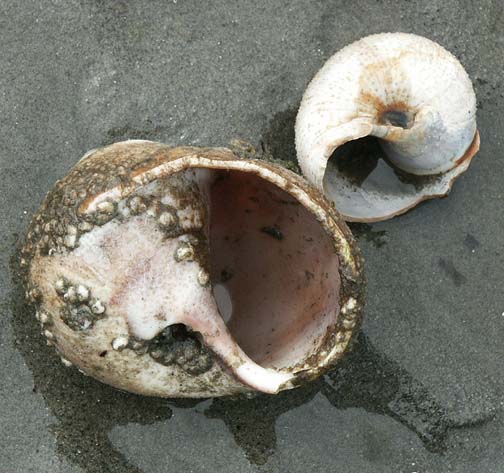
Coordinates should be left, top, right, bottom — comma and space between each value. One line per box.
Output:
335, 331, 348, 344
158, 211, 176, 228
197, 269, 210, 287
118, 200, 131, 218
78, 221, 93, 232
63, 286, 78, 304
28, 287, 42, 301
39, 311, 50, 324
76, 284, 90, 302
174, 242, 195, 262
341, 297, 357, 315
146, 203, 158, 217
97, 200, 115, 214
60, 357, 73, 367
66, 225, 78, 236
44, 329, 55, 340
111, 336, 129, 351
150, 349, 163, 359
54, 278, 67, 295
128, 195, 147, 214
64, 233, 77, 249
342, 318, 356, 330
90, 298, 105, 315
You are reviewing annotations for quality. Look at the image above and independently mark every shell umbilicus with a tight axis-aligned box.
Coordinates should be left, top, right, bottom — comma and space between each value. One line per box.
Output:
296, 33, 479, 222
21, 141, 365, 397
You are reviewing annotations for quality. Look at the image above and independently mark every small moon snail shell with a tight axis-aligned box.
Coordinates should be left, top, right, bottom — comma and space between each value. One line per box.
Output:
295, 32, 480, 222
21, 140, 365, 397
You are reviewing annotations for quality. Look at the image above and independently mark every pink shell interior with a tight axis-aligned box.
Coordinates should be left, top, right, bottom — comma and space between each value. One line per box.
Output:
209, 171, 341, 370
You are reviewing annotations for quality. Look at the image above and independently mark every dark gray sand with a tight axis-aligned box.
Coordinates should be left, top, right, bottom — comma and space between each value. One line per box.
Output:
1, 1, 503, 472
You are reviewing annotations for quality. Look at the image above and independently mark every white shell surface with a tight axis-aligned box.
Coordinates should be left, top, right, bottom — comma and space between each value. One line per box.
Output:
295, 32, 478, 221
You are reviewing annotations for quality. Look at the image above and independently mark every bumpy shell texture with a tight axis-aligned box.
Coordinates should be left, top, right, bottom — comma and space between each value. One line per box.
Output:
296, 32, 479, 222
21, 141, 365, 398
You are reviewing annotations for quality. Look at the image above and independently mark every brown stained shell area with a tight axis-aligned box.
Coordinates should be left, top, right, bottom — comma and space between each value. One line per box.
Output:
22, 142, 365, 396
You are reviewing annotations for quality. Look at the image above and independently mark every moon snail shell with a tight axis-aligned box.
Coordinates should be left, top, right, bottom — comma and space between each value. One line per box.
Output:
21, 141, 365, 397
295, 32, 480, 222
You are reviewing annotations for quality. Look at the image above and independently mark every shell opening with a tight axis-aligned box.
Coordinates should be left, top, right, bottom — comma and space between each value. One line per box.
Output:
208, 170, 341, 373
322, 133, 472, 222
325, 135, 439, 188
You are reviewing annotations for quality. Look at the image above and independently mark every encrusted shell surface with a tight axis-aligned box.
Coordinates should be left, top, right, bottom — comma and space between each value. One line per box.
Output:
21, 140, 365, 398
295, 32, 479, 222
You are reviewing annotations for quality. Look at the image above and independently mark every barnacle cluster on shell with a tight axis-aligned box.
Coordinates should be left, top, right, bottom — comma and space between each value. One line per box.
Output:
21, 141, 364, 397
55, 278, 106, 331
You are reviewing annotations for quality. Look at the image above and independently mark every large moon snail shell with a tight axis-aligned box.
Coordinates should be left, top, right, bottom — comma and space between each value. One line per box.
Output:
295, 32, 480, 222
21, 141, 365, 397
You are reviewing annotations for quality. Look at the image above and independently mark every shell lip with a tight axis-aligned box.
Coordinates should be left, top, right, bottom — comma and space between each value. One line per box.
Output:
323, 130, 480, 223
